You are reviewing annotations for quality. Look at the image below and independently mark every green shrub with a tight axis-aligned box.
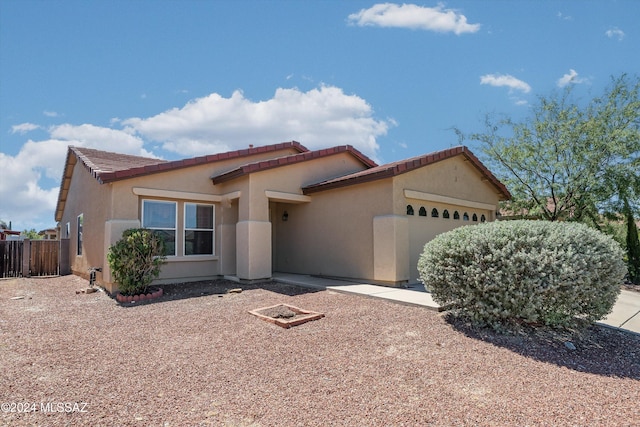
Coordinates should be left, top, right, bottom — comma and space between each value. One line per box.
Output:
107, 228, 167, 296
417, 220, 626, 330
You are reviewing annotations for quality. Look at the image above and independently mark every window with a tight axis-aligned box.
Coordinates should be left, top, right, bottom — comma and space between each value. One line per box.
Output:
406, 205, 414, 215
453, 211, 460, 220
184, 203, 214, 255
443, 209, 450, 219
76, 214, 83, 255
463, 212, 469, 221
481, 214, 486, 223
472, 213, 478, 222
142, 200, 177, 256
431, 208, 439, 218
65, 222, 70, 238
419, 206, 427, 217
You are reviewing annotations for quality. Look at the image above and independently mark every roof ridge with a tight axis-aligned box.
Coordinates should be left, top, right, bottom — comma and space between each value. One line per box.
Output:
89, 141, 309, 183
211, 145, 377, 184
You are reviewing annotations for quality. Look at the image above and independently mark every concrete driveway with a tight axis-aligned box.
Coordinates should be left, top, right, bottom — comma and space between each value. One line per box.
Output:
273, 273, 640, 335
600, 289, 640, 334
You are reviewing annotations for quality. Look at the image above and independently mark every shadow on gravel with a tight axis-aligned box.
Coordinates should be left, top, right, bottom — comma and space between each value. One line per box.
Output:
446, 315, 640, 380
115, 279, 321, 307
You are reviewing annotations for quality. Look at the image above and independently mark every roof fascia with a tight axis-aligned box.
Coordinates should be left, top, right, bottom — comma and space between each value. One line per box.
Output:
54, 146, 78, 222
212, 145, 377, 185
302, 146, 511, 200
99, 141, 310, 184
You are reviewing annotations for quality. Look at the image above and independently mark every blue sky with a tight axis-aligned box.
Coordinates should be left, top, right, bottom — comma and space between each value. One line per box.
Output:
1, 1, 637, 232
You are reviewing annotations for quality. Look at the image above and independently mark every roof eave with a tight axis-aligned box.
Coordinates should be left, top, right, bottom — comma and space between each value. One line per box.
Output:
302, 168, 395, 194
211, 145, 378, 185
54, 147, 78, 222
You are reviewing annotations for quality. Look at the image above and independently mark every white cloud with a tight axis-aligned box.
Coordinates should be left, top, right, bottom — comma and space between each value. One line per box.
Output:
124, 86, 392, 161
556, 69, 589, 87
43, 111, 59, 117
4, 85, 390, 229
480, 73, 531, 94
556, 12, 572, 21
347, 3, 480, 35
0, 140, 69, 229
605, 27, 625, 41
49, 123, 154, 157
11, 123, 40, 134
0, 122, 159, 228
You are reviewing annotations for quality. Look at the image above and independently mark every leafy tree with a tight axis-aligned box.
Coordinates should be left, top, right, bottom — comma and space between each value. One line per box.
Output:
626, 207, 640, 284
462, 74, 640, 223
22, 229, 42, 240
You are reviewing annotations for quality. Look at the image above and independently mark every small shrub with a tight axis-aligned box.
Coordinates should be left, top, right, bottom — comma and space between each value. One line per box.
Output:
107, 228, 167, 296
417, 220, 626, 331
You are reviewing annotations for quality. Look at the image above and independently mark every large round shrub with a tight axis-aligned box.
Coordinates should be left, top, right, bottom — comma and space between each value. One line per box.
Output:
417, 220, 626, 330
107, 228, 167, 296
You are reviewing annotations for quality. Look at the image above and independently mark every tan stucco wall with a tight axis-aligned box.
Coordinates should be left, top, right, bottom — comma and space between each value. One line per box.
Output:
225, 151, 372, 280
392, 156, 501, 214
59, 146, 505, 290
273, 155, 502, 284
60, 146, 299, 291
373, 215, 409, 282
273, 178, 394, 280
59, 161, 113, 283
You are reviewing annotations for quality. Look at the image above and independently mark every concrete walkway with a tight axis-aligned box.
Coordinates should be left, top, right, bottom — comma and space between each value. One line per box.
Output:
272, 273, 640, 335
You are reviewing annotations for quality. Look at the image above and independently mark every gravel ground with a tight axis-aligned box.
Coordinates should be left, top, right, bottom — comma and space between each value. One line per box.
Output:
1, 275, 639, 427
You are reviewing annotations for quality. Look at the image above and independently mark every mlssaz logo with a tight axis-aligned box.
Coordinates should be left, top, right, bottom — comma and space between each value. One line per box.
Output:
40, 402, 89, 413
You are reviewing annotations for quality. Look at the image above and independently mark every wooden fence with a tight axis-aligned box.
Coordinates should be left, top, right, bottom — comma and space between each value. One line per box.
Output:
0, 239, 70, 278
0, 240, 23, 278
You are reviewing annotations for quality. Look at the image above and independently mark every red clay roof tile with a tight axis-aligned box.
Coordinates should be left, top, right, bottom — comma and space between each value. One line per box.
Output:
70, 141, 308, 184
302, 146, 511, 200
55, 141, 310, 221
210, 145, 378, 184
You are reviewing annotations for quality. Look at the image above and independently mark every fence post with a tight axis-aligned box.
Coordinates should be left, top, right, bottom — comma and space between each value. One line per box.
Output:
21, 239, 31, 277
59, 239, 70, 275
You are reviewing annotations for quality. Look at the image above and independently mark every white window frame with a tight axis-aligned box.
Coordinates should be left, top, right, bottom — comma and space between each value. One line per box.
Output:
183, 202, 215, 256
141, 199, 177, 257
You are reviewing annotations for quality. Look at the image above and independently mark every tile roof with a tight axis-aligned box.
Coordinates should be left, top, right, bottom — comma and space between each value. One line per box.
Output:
55, 141, 309, 221
73, 141, 309, 184
211, 145, 378, 184
302, 146, 512, 200
70, 146, 168, 183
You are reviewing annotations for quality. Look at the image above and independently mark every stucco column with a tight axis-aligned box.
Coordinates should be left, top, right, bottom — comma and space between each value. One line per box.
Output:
236, 221, 271, 280
373, 215, 409, 283
218, 223, 236, 275
235, 186, 272, 281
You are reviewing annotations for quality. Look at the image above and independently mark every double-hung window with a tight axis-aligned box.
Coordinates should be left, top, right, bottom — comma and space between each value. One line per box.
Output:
142, 200, 177, 256
184, 203, 214, 256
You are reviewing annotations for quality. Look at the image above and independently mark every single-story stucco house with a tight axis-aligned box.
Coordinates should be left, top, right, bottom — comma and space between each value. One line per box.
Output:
55, 141, 510, 293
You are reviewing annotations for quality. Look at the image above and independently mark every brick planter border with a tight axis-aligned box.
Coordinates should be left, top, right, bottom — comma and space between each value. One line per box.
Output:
249, 303, 324, 329
116, 288, 163, 304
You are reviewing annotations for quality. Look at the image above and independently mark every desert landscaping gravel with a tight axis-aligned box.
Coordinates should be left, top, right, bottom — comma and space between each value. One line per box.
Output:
1, 275, 639, 426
